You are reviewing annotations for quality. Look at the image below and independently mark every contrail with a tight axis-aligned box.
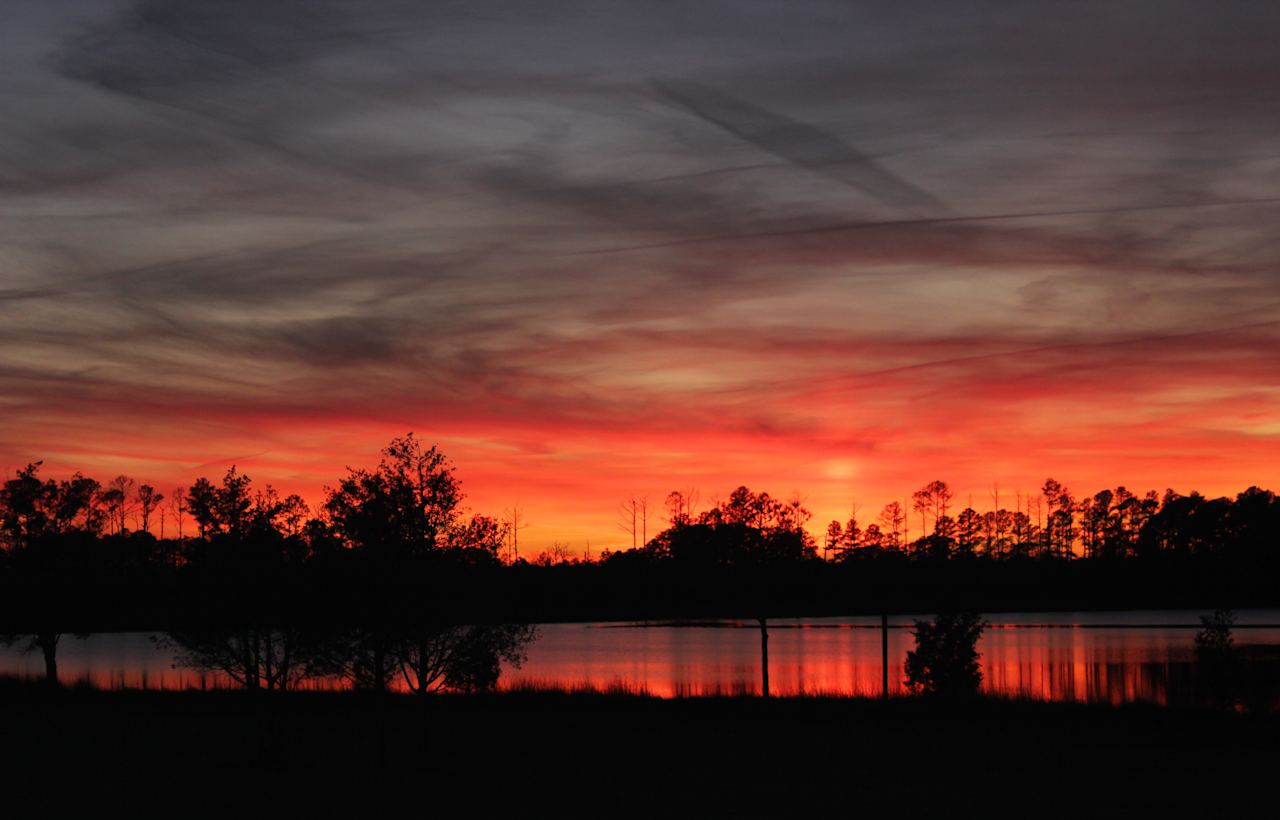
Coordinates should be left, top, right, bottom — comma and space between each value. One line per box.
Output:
651, 79, 946, 216
570, 195, 1280, 257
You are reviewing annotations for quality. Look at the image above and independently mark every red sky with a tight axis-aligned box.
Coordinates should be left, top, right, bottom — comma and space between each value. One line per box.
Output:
3, 1, 1279, 552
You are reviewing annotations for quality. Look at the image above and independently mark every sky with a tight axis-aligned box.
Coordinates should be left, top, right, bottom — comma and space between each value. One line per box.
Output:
3, 1, 1279, 552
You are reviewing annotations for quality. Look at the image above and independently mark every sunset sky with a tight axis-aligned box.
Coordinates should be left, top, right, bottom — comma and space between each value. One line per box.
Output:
3, 1, 1279, 552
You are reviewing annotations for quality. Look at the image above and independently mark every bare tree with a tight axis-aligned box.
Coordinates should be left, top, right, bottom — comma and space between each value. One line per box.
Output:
639, 494, 651, 546
168, 489, 186, 541
534, 542, 574, 566
502, 503, 530, 562
664, 487, 701, 527
618, 496, 641, 549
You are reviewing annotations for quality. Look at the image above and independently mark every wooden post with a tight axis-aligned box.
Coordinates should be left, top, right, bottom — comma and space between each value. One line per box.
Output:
759, 617, 770, 698
881, 613, 889, 699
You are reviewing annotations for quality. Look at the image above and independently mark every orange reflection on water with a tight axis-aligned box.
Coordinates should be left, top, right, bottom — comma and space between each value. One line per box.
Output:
1, 612, 1276, 706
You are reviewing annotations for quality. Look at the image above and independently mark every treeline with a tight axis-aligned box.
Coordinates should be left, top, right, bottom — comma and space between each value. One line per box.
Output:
1, 437, 1278, 635
607, 478, 1280, 567
0, 434, 509, 575
4, 446, 1277, 569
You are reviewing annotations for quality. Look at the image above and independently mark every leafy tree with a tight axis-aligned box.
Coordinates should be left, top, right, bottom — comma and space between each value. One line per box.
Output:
275, 493, 310, 537
317, 436, 526, 692
0, 463, 102, 684
182, 467, 303, 545
1080, 490, 1111, 558
186, 477, 219, 539
1195, 608, 1238, 708
904, 613, 986, 697
309, 621, 537, 695
842, 513, 862, 553
644, 484, 816, 695
911, 480, 954, 539
393, 623, 537, 694
1195, 608, 1236, 659
1, 463, 104, 546
215, 467, 253, 538
824, 520, 843, 560
323, 433, 463, 558
1, 463, 53, 547
100, 475, 136, 535
1041, 478, 1076, 558
955, 508, 981, 556
136, 484, 164, 534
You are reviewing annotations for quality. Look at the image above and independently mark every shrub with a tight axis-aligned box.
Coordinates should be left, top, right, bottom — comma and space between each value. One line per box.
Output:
904, 612, 986, 697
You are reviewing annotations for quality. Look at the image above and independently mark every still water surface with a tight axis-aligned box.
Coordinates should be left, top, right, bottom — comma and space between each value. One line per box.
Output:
3, 610, 1277, 704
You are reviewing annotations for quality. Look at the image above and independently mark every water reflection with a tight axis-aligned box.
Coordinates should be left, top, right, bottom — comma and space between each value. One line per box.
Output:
2, 610, 1278, 706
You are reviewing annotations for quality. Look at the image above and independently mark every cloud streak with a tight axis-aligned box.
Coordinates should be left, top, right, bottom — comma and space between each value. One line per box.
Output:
1, 0, 1278, 549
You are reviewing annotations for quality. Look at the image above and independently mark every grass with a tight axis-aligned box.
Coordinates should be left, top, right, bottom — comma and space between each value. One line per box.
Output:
2, 676, 1276, 815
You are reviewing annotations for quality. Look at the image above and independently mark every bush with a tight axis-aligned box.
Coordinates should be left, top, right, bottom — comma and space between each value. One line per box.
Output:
1195, 608, 1238, 708
904, 612, 986, 697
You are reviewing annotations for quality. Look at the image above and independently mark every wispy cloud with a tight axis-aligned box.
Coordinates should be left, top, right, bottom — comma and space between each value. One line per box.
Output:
2, 0, 1278, 548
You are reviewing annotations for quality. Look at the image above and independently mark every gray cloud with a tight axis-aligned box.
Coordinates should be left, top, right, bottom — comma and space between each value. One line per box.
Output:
2, 0, 1279, 472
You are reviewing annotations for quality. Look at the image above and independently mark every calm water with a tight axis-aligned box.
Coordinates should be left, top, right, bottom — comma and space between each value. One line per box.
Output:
3, 610, 1278, 705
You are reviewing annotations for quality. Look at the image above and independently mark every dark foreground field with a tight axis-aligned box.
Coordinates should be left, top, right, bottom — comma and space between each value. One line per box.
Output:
2, 680, 1275, 816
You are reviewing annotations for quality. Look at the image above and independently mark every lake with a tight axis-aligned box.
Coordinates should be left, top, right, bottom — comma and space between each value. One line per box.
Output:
3, 609, 1278, 705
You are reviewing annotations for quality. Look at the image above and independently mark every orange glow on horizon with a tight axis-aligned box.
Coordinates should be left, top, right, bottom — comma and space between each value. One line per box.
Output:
4, 374, 1278, 555
4, 399, 1280, 554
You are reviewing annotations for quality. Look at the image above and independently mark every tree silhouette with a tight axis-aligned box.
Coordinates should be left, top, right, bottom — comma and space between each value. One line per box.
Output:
904, 613, 986, 697
0, 632, 66, 686
161, 627, 318, 691
186, 477, 218, 539
877, 502, 904, 550
502, 503, 530, 562
664, 488, 699, 528
1195, 608, 1238, 708
0, 463, 103, 685
101, 475, 137, 535
137, 484, 163, 534
324, 434, 462, 559
393, 623, 537, 694
644, 485, 816, 695
1041, 479, 1075, 558
824, 520, 842, 561
955, 507, 981, 556
318, 435, 531, 692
